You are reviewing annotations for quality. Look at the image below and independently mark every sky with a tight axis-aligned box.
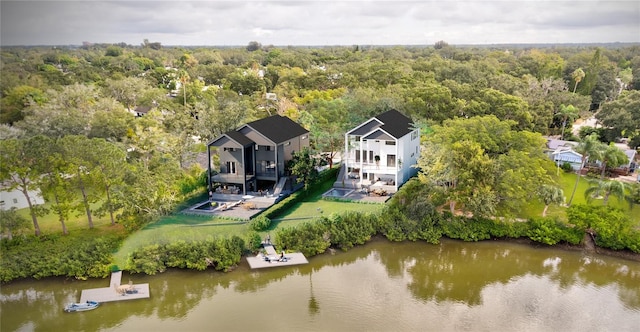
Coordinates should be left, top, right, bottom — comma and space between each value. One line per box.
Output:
1, 0, 639, 46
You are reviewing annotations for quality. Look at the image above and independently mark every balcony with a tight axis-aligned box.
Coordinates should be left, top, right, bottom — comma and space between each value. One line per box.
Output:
345, 159, 398, 174
211, 172, 254, 184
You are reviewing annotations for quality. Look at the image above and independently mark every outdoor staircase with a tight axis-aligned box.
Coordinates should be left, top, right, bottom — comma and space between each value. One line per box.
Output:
272, 177, 288, 196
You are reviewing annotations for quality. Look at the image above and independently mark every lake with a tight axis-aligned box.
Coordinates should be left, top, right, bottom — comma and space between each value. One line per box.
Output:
2, 238, 639, 331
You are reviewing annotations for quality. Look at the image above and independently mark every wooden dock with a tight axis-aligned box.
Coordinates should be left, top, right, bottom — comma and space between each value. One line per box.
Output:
79, 271, 150, 303
246, 244, 309, 269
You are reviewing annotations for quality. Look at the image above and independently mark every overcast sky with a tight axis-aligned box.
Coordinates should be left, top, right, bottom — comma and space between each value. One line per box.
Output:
1, 1, 639, 46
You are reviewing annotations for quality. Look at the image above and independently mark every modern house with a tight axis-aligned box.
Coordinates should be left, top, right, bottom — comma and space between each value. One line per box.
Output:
342, 109, 420, 193
207, 115, 310, 196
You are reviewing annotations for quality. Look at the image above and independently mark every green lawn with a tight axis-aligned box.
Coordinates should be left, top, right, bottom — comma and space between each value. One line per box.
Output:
113, 215, 252, 267
16, 199, 115, 234
520, 172, 640, 223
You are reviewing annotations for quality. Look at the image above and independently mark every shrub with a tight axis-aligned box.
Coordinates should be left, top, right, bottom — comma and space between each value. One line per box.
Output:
440, 217, 492, 242
275, 221, 330, 256
527, 217, 582, 245
249, 216, 271, 231
323, 211, 378, 250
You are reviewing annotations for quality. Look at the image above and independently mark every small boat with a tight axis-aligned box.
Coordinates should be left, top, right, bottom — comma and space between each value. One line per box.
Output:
64, 300, 100, 313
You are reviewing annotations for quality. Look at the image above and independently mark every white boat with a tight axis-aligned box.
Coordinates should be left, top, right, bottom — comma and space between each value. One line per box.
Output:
64, 300, 100, 312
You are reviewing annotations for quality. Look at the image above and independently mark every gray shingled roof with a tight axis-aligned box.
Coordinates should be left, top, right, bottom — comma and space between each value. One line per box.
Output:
244, 115, 308, 144
375, 109, 413, 139
225, 130, 255, 146
209, 130, 255, 147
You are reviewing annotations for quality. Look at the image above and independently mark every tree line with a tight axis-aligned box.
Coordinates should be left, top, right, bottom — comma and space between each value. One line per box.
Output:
1, 42, 638, 239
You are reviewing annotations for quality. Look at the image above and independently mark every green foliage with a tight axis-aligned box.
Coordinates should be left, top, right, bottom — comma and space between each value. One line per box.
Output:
0, 208, 31, 240
440, 217, 493, 242
126, 236, 245, 274
287, 147, 319, 190
0, 233, 122, 282
323, 211, 378, 250
262, 167, 339, 219
567, 204, 637, 252
274, 221, 330, 257
249, 215, 272, 231
246, 231, 263, 252
527, 217, 582, 245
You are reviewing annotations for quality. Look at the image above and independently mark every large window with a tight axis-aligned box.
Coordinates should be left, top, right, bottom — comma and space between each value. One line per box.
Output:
387, 154, 396, 167
226, 161, 236, 174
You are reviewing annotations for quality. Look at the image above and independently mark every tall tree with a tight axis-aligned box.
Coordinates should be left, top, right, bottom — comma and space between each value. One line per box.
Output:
0, 137, 48, 236
555, 104, 579, 139
305, 99, 349, 169
88, 138, 127, 226
596, 90, 640, 148
595, 143, 629, 179
567, 133, 603, 206
418, 116, 553, 217
287, 147, 320, 191
584, 179, 627, 205
571, 68, 585, 93
59, 135, 100, 229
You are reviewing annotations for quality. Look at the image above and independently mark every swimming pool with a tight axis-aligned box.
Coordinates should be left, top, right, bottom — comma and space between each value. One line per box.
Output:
322, 188, 354, 198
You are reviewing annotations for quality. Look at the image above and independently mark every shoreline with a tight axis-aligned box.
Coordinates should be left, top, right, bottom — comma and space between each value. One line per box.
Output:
2, 235, 639, 285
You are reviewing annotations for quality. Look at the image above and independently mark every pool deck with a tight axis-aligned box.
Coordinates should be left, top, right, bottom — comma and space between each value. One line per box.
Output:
246, 244, 309, 269
79, 271, 150, 303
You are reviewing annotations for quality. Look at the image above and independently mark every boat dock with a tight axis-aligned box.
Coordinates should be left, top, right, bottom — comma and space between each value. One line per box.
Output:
246, 244, 309, 269
79, 271, 150, 303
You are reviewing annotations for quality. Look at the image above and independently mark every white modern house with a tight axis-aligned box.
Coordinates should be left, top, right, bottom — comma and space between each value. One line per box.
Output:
342, 109, 420, 193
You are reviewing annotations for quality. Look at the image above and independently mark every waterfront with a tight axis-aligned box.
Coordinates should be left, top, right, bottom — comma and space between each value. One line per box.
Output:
2, 239, 639, 331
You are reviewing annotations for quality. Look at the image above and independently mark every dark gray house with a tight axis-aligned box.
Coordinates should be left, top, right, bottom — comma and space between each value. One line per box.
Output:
207, 115, 310, 196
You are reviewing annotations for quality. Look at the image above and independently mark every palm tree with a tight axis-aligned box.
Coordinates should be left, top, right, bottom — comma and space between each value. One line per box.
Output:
537, 184, 565, 217
567, 133, 602, 206
555, 104, 578, 139
584, 179, 627, 205
571, 68, 585, 93
626, 183, 640, 210
596, 143, 629, 179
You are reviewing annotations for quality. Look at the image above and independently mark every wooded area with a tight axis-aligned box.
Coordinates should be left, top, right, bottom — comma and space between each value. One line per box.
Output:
1, 42, 639, 265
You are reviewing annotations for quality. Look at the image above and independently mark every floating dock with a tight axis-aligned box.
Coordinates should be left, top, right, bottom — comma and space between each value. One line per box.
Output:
246, 244, 309, 269
79, 271, 150, 303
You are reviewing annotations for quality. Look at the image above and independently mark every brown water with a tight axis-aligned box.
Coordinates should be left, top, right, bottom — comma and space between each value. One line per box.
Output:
2, 239, 639, 332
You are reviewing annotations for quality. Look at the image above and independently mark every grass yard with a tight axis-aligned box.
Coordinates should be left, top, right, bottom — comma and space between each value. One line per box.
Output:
113, 215, 251, 267
270, 198, 384, 229
16, 200, 116, 235
520, 172, 640, 223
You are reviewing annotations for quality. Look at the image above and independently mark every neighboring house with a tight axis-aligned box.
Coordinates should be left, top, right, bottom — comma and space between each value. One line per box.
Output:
342, 109, 420, 193
612, 148, 637, 175
132, 105, 152, 117
207, 115, 310, 196
545, 138, 583, 171
551, 148, 584, 171
545, 138, 637, 175
0, 185, 45, 211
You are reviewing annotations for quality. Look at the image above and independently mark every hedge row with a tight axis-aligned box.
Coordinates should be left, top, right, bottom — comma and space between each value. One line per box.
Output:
0, 233, 122, 282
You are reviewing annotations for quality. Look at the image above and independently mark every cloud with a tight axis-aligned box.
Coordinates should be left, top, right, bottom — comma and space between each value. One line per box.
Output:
1, 0, 638, 46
